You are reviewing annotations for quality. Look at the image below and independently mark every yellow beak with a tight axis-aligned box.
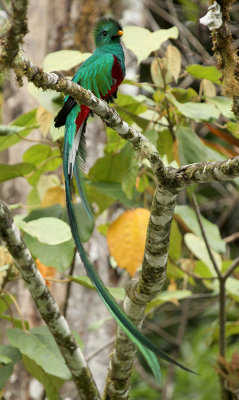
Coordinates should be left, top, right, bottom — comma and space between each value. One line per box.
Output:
117, 30, 123, 36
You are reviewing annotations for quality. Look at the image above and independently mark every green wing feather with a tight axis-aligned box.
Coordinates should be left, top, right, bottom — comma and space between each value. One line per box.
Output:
72, 51, 114, 97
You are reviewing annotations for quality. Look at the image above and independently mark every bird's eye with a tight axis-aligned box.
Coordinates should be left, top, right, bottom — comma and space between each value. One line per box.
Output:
102, 30, 107, 36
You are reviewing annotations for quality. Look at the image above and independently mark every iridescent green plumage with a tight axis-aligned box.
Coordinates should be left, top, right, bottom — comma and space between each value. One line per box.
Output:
55, 18, 195, 382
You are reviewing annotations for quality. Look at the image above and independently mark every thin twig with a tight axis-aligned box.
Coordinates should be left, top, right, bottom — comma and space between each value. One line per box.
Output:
86, 338, 115, 362
222, 256, 239, 281
169, 256, 218, 281
2, 289, 27, 331
223, 232, 239, 243
135, 360, 162, 392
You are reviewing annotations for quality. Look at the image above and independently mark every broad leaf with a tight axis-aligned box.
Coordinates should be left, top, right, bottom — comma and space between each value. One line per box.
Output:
107, 208, 150, 276
0, 162, 35, 182
206, 96, 235, 120
146, 290, 192, 314
17, 217, 71, 245
175, 205, 225, 253
23, 355, 64, 400
0, 109, 37, 152
168, 94, 220, 122
43, 50, 91, 72
0, 345, 21, 389
169, 219, 182, 261
226, 278, 239, 302
176, 126, 225, 165
7, 326, 71, 380
184, 233, 222, 275
123, 26, 178, 63
24, 234, 75, 273
186, 64, 221, 83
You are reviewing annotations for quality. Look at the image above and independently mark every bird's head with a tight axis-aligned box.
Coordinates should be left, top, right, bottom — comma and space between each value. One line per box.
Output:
94, 18, 123, 48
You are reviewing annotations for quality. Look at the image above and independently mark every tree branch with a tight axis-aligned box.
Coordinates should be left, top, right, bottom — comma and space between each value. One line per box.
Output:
2, 3, 239, 397
0, 0, 28, 68
0, 201, 100, 400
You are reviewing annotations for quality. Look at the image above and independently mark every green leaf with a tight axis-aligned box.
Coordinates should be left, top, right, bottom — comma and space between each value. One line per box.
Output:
157, 129, 174, 162
146, 290, 192, 314
0, 125, 25, 136
0, 162, 35, 182
168, 94, 220, 122
23, 355, 64, 400
69, 275, 125, 301
227, 121, 239, 138
50, 118, 64, 141
206, 96, 235, 120
18, 217, 72, 245
24, 234, 75, 272
87, 181, 140, 212
184, 233, 222, 275
0, 345, 21, 390
176, 126, 225, 165
123, 26, 178, 63
194, 260, 214, 279
105, 127, 126, 153
28, 84, 60, 114
43, 50, 91, 72
175, 205, 225, 253
116, 93, 148, 115
24, 146, 61, 186
27, 187, 41, 208
0, 313, 30, 329
23, 144, 53, 165
89, 151, 130, 183
171, 87, 198, 103
226, 278, 239, 302
0, 294, 13, 314
121, 145, 139, 199
186, 64, 221, 84
169, 219, 182, 260
7, 326, 71, 380
0, 109, 37, 152
144, 129, 158, 147
212, 321, 239, 341
25, 203, 93, 242
0, 354, 11, 365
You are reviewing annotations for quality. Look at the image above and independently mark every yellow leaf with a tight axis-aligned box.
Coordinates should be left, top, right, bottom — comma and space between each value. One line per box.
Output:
36, 259, 56, 288
36, 106, 53, 137
41, 186, 65, 207
168, 279, 177, 292
107, 208, 150, 276
37, 174, 60, 200
150, 57, 172, 86
201, 79, 216, 97
166, 45, 181, 83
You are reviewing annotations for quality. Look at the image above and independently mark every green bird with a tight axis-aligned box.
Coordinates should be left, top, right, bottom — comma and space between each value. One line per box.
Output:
54, 17, 195, 381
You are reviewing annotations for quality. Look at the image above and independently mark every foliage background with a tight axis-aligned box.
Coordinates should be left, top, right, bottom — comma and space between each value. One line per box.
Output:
0, 0, 239, 399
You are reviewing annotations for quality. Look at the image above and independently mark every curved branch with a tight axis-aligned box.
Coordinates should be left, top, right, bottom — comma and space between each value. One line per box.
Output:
0, 201, 100, 400
12, 54, 166, 177
167, 157, 239, 187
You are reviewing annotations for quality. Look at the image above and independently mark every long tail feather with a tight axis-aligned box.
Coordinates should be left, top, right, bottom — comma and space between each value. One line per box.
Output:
68, 115, 93, 222
63, 131, 196, 381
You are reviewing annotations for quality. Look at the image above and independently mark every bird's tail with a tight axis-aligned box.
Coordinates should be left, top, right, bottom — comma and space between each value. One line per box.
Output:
63, 131, 196, 382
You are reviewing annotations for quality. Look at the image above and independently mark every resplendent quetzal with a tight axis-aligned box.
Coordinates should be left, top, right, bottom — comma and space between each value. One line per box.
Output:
54, 18, 194, 381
